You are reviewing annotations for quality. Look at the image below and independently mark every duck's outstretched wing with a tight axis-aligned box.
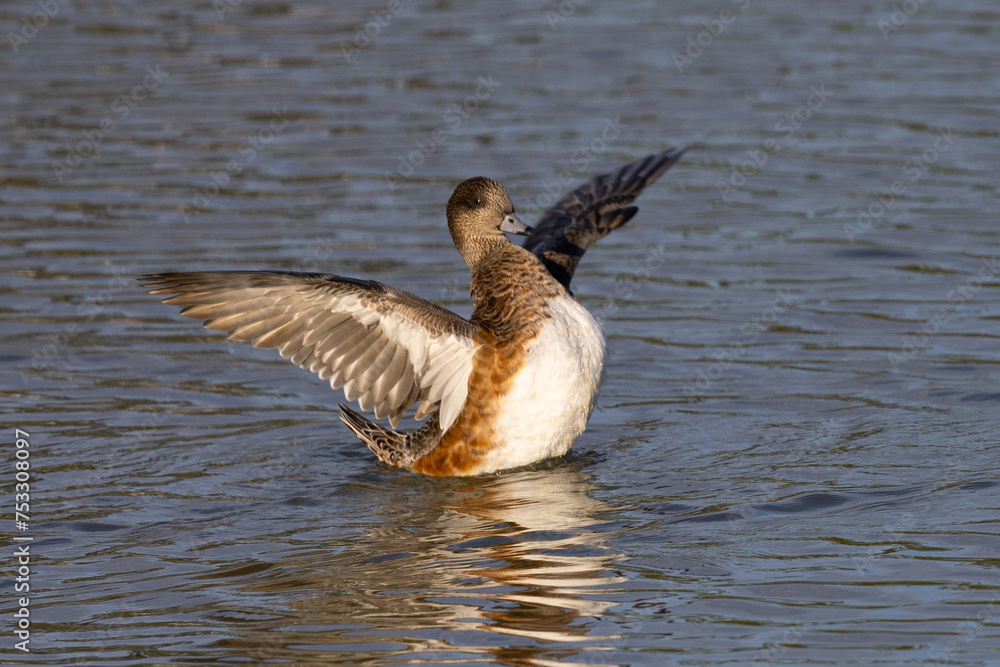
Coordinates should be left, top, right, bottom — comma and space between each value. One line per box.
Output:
523, 147, 688, 289
141, 271, 478, 430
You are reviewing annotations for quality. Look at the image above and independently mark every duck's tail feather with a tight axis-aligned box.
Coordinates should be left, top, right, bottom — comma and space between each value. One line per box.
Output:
340, 404, 409, 467
339, 404, 443, 468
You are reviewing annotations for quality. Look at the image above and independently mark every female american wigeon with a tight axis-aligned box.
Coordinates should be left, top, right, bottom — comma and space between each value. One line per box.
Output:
142, 148, 686, 476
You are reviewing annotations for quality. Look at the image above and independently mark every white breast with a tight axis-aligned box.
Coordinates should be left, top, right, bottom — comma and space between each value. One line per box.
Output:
491, 294, 607, 471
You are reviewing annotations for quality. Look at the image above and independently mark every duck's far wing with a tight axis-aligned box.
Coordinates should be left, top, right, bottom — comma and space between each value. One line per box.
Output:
141, 271, 479, 431
522, 147, 689, 289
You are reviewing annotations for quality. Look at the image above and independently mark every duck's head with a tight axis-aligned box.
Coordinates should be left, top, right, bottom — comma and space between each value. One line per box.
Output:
446, 177, 536, 269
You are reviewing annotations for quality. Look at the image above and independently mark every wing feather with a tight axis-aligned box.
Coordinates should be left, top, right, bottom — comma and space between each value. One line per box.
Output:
142, 271, 479, 431
371, 345, 405, 408
523, 147, 689, 288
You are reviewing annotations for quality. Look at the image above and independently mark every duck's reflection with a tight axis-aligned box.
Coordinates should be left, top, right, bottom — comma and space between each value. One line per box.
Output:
438, 468, 625, 637
237, 463, 626, 664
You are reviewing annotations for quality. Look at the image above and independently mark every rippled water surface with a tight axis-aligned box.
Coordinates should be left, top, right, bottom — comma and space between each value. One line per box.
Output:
3, 0, 1000, 664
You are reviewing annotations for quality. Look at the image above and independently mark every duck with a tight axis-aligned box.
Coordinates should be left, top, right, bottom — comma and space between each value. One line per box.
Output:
142, 147, 686, 476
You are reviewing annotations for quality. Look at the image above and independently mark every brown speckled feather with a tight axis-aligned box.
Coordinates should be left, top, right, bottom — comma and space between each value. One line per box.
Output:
340, 405, 441, 467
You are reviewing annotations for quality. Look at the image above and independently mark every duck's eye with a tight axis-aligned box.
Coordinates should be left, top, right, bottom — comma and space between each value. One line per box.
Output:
475, 197, 482, 206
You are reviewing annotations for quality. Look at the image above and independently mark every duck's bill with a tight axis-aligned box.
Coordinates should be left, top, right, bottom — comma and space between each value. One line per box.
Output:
500, 212, 537, 237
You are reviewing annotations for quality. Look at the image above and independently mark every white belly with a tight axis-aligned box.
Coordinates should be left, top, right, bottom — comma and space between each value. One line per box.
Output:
491, 295, 606, 470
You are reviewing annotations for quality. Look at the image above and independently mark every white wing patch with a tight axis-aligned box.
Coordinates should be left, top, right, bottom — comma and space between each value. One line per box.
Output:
375, 309, 476, 432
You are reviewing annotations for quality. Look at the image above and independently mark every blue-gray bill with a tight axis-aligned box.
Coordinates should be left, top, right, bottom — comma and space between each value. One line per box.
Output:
500, 212, 537, 237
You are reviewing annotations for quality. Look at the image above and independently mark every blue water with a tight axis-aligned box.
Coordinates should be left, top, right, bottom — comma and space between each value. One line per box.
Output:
3, 0, 999, 664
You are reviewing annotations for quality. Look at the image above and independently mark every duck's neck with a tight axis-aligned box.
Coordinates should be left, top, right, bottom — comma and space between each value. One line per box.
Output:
459, 234, 509, 272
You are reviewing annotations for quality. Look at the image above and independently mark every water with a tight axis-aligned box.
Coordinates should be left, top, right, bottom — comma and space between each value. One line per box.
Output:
3, 0, 999, 664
